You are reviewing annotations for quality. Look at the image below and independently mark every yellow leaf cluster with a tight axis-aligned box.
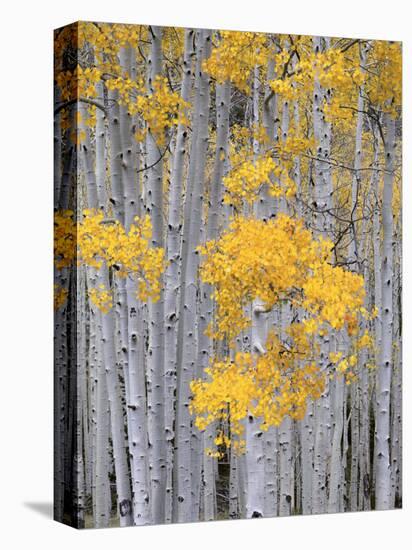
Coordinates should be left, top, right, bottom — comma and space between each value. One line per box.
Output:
190, 327, 325, 441
56, 65, 101, 102
54, 284, 68, 310
223, 156, 280, 207
54, 210, 77, 269
199, 214, 366, 342
78, 209, 165, 303
54, 22, 148, 75
269, 78, 297, 101
223, 125, 311, 207
193, 213, 370, 450
203, 31, 268, 93
366, 41, 402, 115
89, 285, 113, 314
106, 74, 189, 145
302, 261, 365, 332
54, 209, 165, 307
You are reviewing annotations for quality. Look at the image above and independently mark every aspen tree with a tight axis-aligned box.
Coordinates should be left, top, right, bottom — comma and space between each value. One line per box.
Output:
94, 313, 112, 528
81, 93, 133, 526
198, 80, 231, 521
146, 25, 167, 523
164, 29, 195, 523
53, 24, 402, 526
311, 36, 332, 515
174, 29, 211, 523
376, 114, 396, 510
246, 65, 266, 519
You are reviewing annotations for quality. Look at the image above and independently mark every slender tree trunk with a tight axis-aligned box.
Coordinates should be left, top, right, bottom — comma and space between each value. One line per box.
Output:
199, 80, 231, 521
174, 29, 211, 523
128, 299, 152, 525
311, 36, 333, 515
328, 374, 344, 512
372, 136, 382, 350
246, 66, 265, 519
95, 81, 106, 211
95, 308, 111, 528
145, 25, 167, 524
107, 88, 125, 225
59, 106, 75, 210
164, 29, 195, 523
375, 114, 396, 510
390, 234, 402, 507
73, 267, 86, 528
279, 417, 293, 516
300, 402, 314, 514
348, 45, 366, 269
54, 87, 62, 209
101, 272, 133, 526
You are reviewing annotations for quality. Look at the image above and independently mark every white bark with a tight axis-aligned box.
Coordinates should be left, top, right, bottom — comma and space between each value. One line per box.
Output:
120, 47, 138, 231
199, 79, 231, 521
74, 267, 86, 528
328, 375, 344, 512
107, 88, 125, 224
164, 29, 195, 523
127, 298, 152, 525
263, 427, 278, 517
174, 29, 211, 523
348, 44, 366, 269
279, 417, 293, 516
79, 104, 98, 208
375, 114, 396, 510
101, 271, 133, 526
229, 449, 239, 519
95, 310, 111, 528
390, 236, 402, 507
246, 67, 265, 519
311, 36, 333, 515
300, 402, 314, 514
372, 135, 382, 349
311, 389, 328, 514
95, 81, 106, 210
312, 36, 332, 235
146, 25, 167, 524
279, 95, 294, 518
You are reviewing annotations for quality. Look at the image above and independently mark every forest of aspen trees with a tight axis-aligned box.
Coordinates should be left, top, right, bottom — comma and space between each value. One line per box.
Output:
53, 22, 402, 528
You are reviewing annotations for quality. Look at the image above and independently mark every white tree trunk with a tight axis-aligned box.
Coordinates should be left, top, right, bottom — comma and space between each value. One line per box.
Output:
145, 25, 167, 524
376, 113, 396, 509
300, 402, 314, 514
101, 272, 133, 526
246, 66, 266, 519
95, 81, 106, 211
174, 29, 211, 523
328, 374, 344, 512
311, 36, 332, 515
164, 29, 195, 523
107, 88, 125, 224
95, 310, 111, 528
